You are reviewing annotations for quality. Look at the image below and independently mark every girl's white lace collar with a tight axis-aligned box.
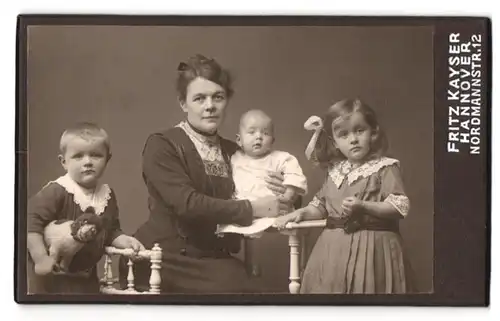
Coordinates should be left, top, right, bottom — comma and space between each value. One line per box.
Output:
53, 174, 111, 215
328, 157, 399, 188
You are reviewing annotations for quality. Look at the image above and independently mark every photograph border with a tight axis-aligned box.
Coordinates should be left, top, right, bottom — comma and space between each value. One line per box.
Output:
14, 14, 491, 306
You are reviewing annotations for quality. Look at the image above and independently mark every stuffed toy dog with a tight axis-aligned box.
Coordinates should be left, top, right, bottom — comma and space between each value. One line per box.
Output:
41, 207, 104, 274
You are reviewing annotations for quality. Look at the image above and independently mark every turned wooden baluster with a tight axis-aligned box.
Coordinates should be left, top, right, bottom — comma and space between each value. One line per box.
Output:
127, 259, 134, 291
103, 254, 109, 279
288, 231, 301, 294
101, 255, 109, 286
149, 243, 162, 293
100, 245, 163, 294
105, 254, 114, 289
284, 220, 327, 294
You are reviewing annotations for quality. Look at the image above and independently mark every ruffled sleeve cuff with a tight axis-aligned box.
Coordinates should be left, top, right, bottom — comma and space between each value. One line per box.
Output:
308, 195, 327, 216
384, 193, 410, 217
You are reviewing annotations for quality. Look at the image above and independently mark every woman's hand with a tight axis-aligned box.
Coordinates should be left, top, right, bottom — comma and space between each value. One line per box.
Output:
341, 196, 365, 217
265, 171, 286, 195
273, 210, 305, 230
250, 195, 288, 218
265, 171, 298, 211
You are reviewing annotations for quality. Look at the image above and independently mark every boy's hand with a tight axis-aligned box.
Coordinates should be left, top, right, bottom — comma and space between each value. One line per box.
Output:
111, 235, 146, 253
34, 255, 57, 276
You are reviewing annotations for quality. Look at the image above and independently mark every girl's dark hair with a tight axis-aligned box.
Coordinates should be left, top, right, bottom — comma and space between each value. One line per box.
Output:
312, 98, 388, 166
176, 54, 234, 102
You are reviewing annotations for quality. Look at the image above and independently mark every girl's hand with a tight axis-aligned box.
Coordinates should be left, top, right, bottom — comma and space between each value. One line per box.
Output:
273, 210, 304, 230
341, 196, 365, 216
265, 171, 286, 195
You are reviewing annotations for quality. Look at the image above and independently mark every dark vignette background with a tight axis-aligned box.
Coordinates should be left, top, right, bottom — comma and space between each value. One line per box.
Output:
24, 24, 435, 294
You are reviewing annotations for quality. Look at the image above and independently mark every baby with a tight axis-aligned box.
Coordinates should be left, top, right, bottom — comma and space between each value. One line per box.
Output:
232, 109, 307, 205
217, 109, 307, 238
27, 122, 144, 294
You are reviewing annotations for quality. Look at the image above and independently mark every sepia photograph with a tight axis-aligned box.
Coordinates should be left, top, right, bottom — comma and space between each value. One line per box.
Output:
15, 15, 489, 305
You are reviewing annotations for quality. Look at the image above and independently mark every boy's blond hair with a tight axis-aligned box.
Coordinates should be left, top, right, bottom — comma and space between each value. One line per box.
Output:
59, 122, 111, 156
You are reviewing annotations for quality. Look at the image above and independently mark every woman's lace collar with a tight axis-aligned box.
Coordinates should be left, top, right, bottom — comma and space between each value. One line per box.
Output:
176, 121, 224, 162
53, 174, 111, 215
176, 121, 220, 146
328, 157, 399, 188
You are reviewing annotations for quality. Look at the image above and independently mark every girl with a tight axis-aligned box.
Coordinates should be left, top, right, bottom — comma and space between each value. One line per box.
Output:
275, 98, 413, 294
27, 122, 145, 294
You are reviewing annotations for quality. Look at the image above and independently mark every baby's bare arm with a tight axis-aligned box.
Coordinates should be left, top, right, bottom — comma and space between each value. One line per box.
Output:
283, 186, 296, 201
283, 185, 303, 204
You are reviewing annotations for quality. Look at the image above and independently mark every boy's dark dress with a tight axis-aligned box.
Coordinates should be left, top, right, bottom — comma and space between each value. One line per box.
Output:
120, 123, 258, 293
27, 178, 123, 294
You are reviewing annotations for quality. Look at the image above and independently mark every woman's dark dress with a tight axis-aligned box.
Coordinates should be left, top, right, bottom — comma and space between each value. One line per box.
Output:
119, 122, 257, 293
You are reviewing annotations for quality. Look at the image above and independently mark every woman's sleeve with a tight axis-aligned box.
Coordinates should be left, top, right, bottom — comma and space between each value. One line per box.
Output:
27, 183, 64, 234
105, 189, 125, 245
142, 134, 253, 226
380, 163, 410, 217
307, 176, 328, 217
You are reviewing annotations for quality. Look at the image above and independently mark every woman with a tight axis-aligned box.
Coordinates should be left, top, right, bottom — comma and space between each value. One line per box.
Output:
119, 54, 288, 293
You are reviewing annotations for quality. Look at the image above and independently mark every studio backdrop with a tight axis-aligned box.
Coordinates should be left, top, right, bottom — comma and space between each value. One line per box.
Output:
27, 25, 434, 293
